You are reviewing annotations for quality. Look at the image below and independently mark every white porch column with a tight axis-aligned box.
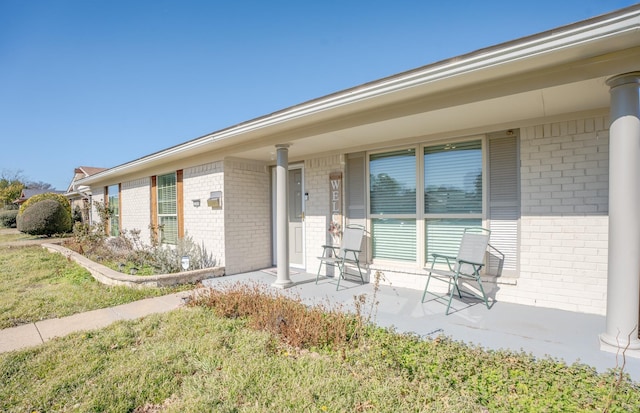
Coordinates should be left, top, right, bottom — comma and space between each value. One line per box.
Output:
601, 72, 640, 355
273, 144, 293, 288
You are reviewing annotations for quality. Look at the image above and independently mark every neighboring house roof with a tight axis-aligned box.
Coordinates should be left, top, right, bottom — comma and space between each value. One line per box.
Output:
65, 166, 107, 196
13, 188, 64, 204
77, 4, 640, 187
76, 166, 107, 176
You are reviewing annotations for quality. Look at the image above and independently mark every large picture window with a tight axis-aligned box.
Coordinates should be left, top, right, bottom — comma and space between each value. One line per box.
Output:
368, 140, 483, 264
157, 173, 178, 245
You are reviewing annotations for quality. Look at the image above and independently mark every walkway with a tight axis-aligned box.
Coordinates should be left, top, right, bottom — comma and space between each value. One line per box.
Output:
0, 292, 190, 353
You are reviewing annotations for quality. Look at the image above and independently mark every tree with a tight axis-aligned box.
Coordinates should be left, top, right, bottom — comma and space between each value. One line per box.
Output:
0, 169, 55, 208
25, 181, 54, 190
0, 169, 25, 208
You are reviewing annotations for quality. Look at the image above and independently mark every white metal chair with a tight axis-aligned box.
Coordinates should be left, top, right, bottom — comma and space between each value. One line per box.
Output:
422, 228, 491, 314
316, 225, 365, 290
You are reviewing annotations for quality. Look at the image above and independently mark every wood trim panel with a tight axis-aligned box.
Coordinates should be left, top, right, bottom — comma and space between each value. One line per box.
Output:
118, 183, 122, 231
104, 185, 109, 235
150, 175, 158, 242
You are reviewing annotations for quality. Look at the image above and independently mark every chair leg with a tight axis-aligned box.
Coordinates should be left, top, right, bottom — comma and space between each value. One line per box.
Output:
445, 274, 458, 315
316, 260, 323, 284
422, 273, 432, 302
354, 257, 365, 285
335, 259, 345, 290
476, 278, 490, 309
422, 262, 436, 302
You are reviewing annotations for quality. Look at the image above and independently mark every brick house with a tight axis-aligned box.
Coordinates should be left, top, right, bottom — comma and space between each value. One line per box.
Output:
65, 166, 107, 223
74, 6, 640, 356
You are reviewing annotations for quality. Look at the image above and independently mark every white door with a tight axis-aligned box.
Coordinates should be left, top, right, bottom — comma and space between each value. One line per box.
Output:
271, 165, 305, 268
288, 167, 304, 267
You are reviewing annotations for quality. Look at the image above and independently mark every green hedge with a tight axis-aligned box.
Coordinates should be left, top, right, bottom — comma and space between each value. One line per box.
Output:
0, 209, 18, 228
16, 199, 72, 235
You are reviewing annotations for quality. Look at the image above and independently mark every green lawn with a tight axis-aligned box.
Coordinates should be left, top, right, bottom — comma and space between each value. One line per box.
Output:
0, 245, 192, 329
1, 304, 639, 412
0, 230, 39, 244
0, 243, 638, 412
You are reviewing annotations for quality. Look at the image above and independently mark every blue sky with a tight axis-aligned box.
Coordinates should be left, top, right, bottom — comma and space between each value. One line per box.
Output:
1, 0, 637, 190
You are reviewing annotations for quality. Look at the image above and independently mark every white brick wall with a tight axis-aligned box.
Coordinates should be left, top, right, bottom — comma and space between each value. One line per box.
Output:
223, 158, 271, 274
513, 116, 609, 315
121, 177, 151, 242
183, 161, 225, 267
304, 155, 345, 276
90, 187, 105, 226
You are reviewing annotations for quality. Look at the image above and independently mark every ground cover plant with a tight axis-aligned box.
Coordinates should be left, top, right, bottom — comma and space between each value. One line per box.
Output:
0, 245, 193, 329
65, 201, 217, 276
1, 282, 638, 412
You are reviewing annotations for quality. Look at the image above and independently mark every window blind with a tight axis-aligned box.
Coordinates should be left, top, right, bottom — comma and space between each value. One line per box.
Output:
425, 218, 482, 261
424, 141, 482, 214
157, 174, 177, 215
372, 218, 416, 261
157, 173, 177, 245
370, 149, 416, 214
159, 216, 178, 245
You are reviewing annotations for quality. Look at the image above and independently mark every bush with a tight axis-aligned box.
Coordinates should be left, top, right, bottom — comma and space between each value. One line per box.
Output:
0, 209, 18, 228
16, 199, 72, 236
18, 192, 71, 216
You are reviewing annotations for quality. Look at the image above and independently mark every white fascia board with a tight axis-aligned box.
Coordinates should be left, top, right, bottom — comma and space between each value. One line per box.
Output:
79, 6, 640, 186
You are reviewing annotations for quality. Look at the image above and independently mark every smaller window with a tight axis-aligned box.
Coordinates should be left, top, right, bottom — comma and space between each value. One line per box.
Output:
157, 173, 177, 244
372, 218, 416, 262
370, 149, 416, 214
424, 141, 482, 214
425, 218, 482, 260
107, 184, 119, 237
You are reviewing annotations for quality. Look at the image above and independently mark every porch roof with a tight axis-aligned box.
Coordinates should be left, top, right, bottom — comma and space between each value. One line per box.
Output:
78, 4, 640, 186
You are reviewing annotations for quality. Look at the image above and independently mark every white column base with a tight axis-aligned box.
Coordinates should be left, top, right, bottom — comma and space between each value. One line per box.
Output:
600, 333, 640, 359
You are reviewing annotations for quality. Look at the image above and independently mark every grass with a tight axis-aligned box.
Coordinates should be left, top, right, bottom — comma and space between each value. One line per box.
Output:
0, 245, 193, 329
0, 242, 638, 411
1, 284, 639, 412
0, 230, 40, 244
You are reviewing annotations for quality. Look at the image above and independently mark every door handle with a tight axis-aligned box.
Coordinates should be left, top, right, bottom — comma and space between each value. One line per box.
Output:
301, 211, 305, 221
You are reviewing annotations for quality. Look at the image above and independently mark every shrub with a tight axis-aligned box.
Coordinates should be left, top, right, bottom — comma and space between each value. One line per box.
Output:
150, 234, 217, 273
18, 192, 71, 216
16, 199, 72, 236
0, 209, 18, 228
190, 282, 356, 350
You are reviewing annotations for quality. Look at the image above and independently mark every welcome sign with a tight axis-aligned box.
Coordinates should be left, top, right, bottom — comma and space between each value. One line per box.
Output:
330, 172, 342, 235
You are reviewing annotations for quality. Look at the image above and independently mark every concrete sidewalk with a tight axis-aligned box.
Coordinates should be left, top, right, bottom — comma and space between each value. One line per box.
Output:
0, 291, 191, 354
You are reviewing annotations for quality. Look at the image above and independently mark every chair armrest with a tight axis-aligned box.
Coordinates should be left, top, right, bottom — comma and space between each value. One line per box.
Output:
457, 258, 484, 267
320, 245, 340, 258
429, 253, 457, 271
432, 253, 456, 261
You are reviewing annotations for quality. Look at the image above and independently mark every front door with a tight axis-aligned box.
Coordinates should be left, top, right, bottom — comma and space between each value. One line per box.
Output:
288, 167, 304, 267
271, 165, 305, 268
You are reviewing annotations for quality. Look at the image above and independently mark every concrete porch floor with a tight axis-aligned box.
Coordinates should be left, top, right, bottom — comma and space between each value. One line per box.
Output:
202, 270, 640, 382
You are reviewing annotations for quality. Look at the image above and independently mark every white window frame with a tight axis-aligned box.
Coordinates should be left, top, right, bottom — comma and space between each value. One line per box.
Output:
107, 184, 120, 237
157, 172, 178, 245
367, 136, 487, 267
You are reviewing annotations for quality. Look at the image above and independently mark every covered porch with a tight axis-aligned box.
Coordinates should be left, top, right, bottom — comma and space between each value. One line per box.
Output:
203, 271, 640, 382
